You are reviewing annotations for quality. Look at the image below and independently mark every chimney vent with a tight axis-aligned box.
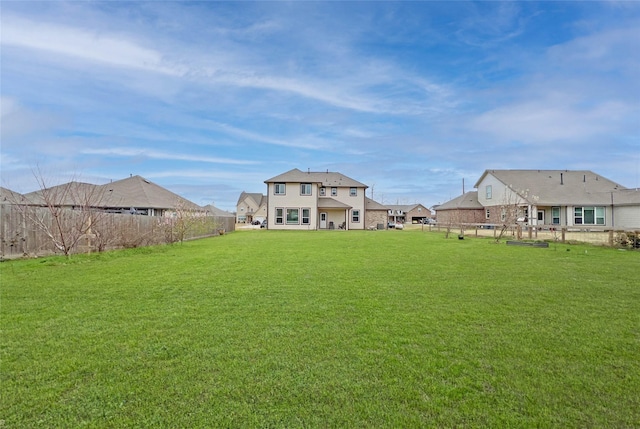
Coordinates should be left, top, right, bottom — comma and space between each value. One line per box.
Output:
560, 173, 564, 185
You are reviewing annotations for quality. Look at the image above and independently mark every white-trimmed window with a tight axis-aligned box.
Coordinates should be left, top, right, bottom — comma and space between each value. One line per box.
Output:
275, 183, 286, 195
574, 206, 605, 225
552, 207, 560, 225
302, 208, 310, 225
275, 208, 284, 224
286, 208, 299, 224
331, 187, 337, 196
350, 187, 357, 197
486, 185, 492, 199
352, 209, 360, 223
485, 209, 490, 220
300, 183, 312, 196
320, 187, 326, 196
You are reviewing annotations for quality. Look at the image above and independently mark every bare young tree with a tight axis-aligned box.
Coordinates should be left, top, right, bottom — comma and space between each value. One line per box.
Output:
495, 188, 537, 243
10, 168, 109, 257
167, 199, 212, 243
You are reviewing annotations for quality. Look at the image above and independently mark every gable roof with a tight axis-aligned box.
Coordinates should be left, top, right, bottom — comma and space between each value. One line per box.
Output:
435, 191, 483, 210
475, 170, 626, 205
385, 203, 431, 214
22, 175, 201, 210
23, 182, 103, 206
202, 204, 235, 217
100, 175, 201, 210
237, 191, 266, 207
265, 168, 368, 189
365, 197, 387, 210
1, 187, 25, 204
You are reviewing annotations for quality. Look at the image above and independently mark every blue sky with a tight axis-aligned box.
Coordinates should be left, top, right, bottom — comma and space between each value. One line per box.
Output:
2, 1, 639, 211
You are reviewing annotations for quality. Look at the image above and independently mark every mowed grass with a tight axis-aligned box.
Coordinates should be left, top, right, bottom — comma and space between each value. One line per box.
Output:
1, 230, 639, 428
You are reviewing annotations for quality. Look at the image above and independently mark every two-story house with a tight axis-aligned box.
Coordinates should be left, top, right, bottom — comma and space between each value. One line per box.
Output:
264, 168, 368, 230
236, 192, 267, 224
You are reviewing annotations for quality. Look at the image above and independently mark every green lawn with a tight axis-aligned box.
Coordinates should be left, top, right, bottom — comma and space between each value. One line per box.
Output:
1, 230, 639, 428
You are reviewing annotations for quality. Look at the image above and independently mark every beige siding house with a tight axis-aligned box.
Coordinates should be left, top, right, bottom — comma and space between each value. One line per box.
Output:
474, 169, 639, 229
264, 168, 367, 230
236, 192, 267, 224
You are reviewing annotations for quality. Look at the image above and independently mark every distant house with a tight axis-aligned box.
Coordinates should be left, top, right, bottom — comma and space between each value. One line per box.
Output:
385, 204, 432, 225
434, 191, 486, 225
438, 169, 639, 229
203, 204, 235, 219
21, 175, 203, 216
236, 192, 267, 224
264, 168, 367, 230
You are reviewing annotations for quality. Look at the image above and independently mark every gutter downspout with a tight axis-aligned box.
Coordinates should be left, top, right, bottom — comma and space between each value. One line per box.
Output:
611, 192, 615, 228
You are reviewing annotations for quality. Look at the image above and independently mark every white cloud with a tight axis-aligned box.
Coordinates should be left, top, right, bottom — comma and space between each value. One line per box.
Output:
82, 147, 259, 165
471, 100, 631, 143
0, 97, 66, 141
2, 15, 185, 76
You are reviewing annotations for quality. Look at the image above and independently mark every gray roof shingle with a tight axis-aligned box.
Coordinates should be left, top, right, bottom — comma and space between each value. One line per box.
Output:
436, 191, 483, 210
22, 175, 201, 210
265, 168, 368, 188
476, 170, 626, 205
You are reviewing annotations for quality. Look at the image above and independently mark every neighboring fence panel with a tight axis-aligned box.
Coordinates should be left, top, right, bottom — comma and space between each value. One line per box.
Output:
0, 203, 235, 259
430, 222, 639, 248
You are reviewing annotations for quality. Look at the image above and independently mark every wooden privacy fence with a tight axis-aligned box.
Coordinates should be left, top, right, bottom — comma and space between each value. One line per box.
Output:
0, 203, 235, 259
430, 222, 640, 248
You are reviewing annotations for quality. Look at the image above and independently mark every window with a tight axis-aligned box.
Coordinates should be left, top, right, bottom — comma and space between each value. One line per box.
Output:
286, 208, 299, 224
350, 187, 357, 197
302, 208, 310, 225
275, 208, 284, 224
300, 183, 312, 196
320, 187, 326, 196
595, 207, 605, 225
574, 207, 583, 224
574, 206, 605, 225
552, 207, 560, 224
486, 185, 492, 199
352, 209, 360, 223
500, 207, 506, 222
331, 187, 337, 196
485, 209, 490, 220
274, 183, 286, 195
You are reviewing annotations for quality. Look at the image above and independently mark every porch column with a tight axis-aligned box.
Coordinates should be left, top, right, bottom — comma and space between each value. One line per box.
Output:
566, 206, 574, 226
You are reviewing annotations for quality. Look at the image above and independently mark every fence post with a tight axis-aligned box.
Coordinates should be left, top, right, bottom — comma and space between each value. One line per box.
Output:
561, 228, 566, 243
